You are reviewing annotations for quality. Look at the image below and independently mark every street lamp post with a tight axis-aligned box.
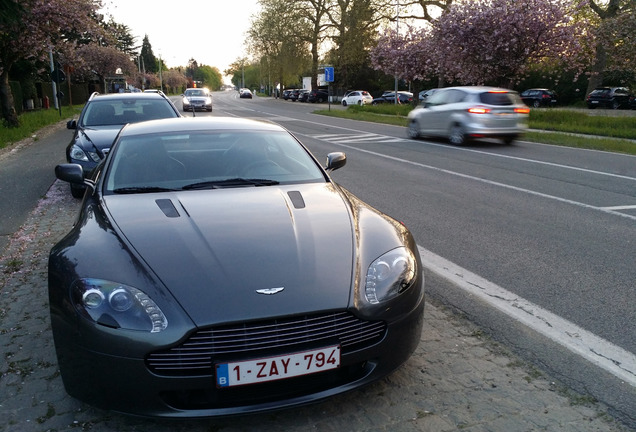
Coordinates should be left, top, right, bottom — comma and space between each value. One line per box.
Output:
394, 0, 399, 105
159, 54, 164, 92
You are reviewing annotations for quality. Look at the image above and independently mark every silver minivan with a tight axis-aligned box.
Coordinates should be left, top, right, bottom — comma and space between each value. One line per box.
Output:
407, 86, 529, 145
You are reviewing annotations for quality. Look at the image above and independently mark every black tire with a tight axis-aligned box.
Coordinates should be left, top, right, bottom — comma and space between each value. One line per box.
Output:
342, 100, 347, 107
407, 120, 420, 139
533, 100, 541, 108
449, 124, 467, 146
611, 100, 620, 110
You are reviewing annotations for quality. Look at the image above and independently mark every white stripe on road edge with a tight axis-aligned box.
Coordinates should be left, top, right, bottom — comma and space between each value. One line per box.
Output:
418, 246, 636, 387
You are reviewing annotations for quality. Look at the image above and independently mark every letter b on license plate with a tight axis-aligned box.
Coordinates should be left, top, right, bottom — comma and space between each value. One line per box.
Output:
216, 345, 340, 387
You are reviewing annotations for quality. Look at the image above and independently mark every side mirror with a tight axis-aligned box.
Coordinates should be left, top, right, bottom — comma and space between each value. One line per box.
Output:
67, 120, 77, 129
55, 164, 95, 190
325, 152, 346, 172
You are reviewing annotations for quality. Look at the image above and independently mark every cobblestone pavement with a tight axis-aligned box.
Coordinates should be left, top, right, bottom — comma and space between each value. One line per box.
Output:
0, 180, 632, 432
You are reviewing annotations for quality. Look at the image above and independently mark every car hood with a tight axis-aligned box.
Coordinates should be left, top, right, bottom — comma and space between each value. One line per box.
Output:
77, 126, 123, 151
103, 184, 355, 326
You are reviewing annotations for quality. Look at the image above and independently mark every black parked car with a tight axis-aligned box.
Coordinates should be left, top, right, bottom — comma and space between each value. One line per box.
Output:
586, 87, 632, 109
372, 91, 413, 105
50, 117, 425, 418
282, 89, 297, 100
65, 91, 182, 198
520, 88, 557, 108
297, 89, 310, 102
307, 88, 329, 103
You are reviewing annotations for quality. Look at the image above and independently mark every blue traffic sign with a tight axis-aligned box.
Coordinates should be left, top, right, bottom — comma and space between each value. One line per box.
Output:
324, 67, 334, 82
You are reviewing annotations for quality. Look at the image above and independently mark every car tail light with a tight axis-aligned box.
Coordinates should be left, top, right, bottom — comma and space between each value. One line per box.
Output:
468, 107, 491, 114
514, 107, 530, 114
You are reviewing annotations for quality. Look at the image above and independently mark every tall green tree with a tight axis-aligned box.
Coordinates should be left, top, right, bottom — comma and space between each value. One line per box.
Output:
139, 34, 157, 74
327, 0, 386, 89
247, 0, 308, 92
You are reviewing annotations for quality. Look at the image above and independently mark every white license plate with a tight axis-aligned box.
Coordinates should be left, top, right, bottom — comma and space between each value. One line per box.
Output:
216, 345, 340, 388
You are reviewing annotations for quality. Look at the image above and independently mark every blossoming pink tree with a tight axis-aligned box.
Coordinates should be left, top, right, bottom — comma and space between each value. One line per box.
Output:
371, 0, 590, 91
0, 0, 101, 127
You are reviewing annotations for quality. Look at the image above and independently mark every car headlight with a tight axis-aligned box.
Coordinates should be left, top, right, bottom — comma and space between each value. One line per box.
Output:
69, 144, 90, 162
71, 278, 168, 332
69, 144, 101, 163
365, 247, 417, 304
205, 97, 212, 104
182, 98, 190, 105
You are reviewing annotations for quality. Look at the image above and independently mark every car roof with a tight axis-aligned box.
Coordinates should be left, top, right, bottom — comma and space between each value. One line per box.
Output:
119, 117, 285, 137
439, 86, 515, 93
89, 92, 169, 101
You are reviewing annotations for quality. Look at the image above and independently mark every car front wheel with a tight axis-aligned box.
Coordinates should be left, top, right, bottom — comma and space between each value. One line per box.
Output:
407, 120, 420, 139
342, 100, 347, 106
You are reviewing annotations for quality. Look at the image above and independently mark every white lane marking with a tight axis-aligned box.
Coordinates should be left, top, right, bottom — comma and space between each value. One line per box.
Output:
419, 246, 636, 387
601, 205, 636, 211
309, 139, 636, 222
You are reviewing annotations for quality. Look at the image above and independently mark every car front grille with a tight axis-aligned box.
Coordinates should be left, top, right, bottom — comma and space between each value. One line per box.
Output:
146, 312, 386, 376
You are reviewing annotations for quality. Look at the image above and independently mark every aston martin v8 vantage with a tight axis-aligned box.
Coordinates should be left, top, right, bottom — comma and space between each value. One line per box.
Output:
49, 117, 425, 418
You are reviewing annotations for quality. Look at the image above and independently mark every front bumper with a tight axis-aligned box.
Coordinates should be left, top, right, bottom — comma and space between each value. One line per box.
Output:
51, 299, 424, 418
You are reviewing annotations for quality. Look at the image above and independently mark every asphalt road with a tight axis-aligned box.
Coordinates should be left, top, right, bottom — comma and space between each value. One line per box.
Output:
204, 91, 636, 426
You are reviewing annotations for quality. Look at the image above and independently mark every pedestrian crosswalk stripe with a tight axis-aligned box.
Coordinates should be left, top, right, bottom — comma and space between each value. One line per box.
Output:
309, 133, 410, 144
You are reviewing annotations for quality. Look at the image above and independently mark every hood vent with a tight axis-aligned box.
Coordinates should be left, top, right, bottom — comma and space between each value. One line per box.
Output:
155, 199, 180, 218
287, 191, 305, 209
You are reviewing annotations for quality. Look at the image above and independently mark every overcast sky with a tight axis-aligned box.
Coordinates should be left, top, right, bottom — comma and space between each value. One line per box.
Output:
101, 0, 260, 80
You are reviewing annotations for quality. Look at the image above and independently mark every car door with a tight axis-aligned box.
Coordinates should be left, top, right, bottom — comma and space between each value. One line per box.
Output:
425, 89, 467, 136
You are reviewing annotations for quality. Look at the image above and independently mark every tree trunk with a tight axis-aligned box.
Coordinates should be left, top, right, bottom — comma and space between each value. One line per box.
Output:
0, 69, 19, 127
586, 41, 607, 96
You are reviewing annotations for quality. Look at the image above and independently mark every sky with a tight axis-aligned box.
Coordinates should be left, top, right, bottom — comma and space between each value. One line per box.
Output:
100, 0, 261, 81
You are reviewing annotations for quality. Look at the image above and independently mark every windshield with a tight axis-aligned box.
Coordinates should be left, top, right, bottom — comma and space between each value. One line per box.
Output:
105, 130, 326, 194
81, 99, 177, 126
185, 90, 208, 97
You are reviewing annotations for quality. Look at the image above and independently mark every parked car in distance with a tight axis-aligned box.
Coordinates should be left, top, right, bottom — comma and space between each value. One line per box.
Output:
282, 89, 297, 100
418, 89, 438, 102
520, 88, 557, 108
407, 86, 530, 145
290, 89, 309, 102
586, 86, 632, 109
372, 91, 413, 105
308, 88, 329, 103
297, 89, 310, 102
64, 91, 182, 198
341, 90, 373, 106
182, 88, 213, 112
239, 89, 253, 99
50, 116, 425, 418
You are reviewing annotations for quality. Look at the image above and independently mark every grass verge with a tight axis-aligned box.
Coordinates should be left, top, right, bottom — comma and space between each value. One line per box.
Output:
0, 106, 82, 150
314, 105, 636, 155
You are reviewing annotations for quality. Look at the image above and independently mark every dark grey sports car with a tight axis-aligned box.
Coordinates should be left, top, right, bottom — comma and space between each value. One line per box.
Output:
49, 117, 425, 418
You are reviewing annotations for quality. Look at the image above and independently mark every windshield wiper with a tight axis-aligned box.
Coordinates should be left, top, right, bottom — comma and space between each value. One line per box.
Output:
182, 178, 280, 190
113, 186, 178, 194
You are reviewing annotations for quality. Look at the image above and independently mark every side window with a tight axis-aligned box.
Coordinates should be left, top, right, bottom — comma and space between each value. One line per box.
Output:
444, 90, 466, 104
426, 90, 448, 106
